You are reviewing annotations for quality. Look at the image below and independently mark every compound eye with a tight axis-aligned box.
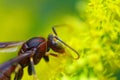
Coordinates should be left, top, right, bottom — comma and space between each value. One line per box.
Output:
51, 40, 65, 53
54, 41, 63, 50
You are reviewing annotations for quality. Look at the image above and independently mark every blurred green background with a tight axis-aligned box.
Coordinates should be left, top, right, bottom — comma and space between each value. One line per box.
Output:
0, 0, 120, 80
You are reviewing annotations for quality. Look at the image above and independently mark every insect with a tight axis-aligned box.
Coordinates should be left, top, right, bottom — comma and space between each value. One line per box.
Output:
0, 25, 80, 80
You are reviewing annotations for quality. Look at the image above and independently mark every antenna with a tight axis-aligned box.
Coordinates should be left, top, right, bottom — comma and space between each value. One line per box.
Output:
52, 25, 80, 60
52, 27, 58, 36
52, 24, 71, 36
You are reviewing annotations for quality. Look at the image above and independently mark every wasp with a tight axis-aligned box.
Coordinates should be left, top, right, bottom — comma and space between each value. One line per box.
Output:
0, 25, 80, 80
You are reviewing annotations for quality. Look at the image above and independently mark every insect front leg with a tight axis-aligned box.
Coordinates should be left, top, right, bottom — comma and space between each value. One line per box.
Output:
43, 52, 59, 62
45, 52, 58, 57
43, 55, 49, 62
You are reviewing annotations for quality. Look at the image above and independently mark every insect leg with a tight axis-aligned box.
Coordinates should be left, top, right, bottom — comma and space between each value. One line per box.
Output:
14, 64, 22, 74
43, 52, 60, 62
45, 52, 58, 57
14, 66, 23, 80
43, 52, 59, 62
29, 57, 39, 80
49, 53, 58, 57
43, 55, 49, 62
